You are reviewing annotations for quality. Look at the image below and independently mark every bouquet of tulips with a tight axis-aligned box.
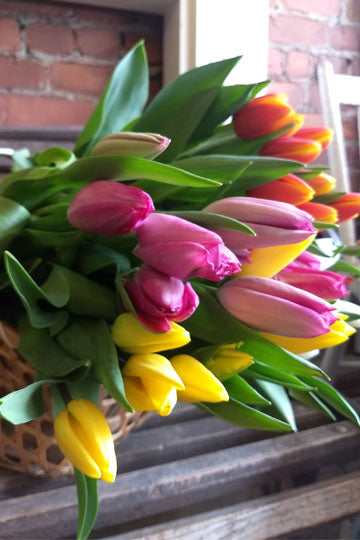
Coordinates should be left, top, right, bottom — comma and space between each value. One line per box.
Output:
1, 41, 360, 538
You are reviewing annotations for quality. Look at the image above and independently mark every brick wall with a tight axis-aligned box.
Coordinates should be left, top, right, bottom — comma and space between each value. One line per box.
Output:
268, 0, 360, 188
0, 0, 163, 126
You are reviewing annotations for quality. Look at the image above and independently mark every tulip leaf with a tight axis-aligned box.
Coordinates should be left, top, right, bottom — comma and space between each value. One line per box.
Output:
1, 178, 82, 211
243, 362, 315, 391
289, 388, 336, 421
313, 221, 339, 230
74, 41, 149, 157
224, 375, 271, 406
22, 229, 83, 248
199, 397, 293, 431
0, 380, 55, 424
164, 211, 255, 235
328, 260, 360, 279
314, 191, 346, 204
76, 244, 131, 276
0, 166, 59, 198
133, 56, 241, 162
35, 147, 76, 169
67, 377, 101, 406
0, 196, 30, 254
296, 167, 329, 181
252, 380, 297, 431
75, 468, 99, 540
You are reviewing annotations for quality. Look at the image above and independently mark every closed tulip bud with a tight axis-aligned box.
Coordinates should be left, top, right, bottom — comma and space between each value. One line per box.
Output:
275, 266, 353, 300
204, 343, 253, 380
204, 197, 316, 251
288, 250, 322, 271
282, 114, 305, 136
295, 127, 334, 150
67, 180, 154, 235
217, 276, 338, 338
123, 353, 185, 416
304, 172, 335, 196
233, 94, 295, 139
91, 132, 171, 159
111, 312, 191, 353
297, 202, 338, 223
54, 399, 117, 482
125, 264, 199, 333
170, 354, 229, 403
259, 136, 322, 163
134, 213, 240, 281
328, 192, 360, 222
247, 174, 315, 206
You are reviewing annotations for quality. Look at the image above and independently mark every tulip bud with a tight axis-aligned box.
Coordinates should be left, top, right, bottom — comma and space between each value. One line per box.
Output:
125, 264, 199, 333
259, 136, 322, 163
217, 276, 338, 338
247, 174, 315, 206
275, 266, 352, 300
295, 127, 334, 150
233, 94, 295, 139
91, 132, 171, 159
170, 354, 229, 403
204, 343, 253, 380
67, 180, 154, 235
111, 312, 191, 353
54, 399, 117, 482
297, 202, 338, 223
287, 250, 322, 271
328, 192, 360, 223
304, 173, 335, 196
283, 114, 305, 136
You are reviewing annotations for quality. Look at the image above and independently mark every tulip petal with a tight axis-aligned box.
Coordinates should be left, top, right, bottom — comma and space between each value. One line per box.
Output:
123, 376, 157, 411
123, 353, 185, 390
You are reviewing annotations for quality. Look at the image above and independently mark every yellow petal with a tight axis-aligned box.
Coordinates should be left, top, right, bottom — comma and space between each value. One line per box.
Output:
205, 348, 253, 380
123, 376, 157, 411
157, 386, 177, 416
141, 377, 177, 411
261, 327, 351, 354
123, 353, 185, 390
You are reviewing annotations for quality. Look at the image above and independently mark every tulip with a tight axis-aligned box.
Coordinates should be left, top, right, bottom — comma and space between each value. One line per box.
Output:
54, 399, 117, 482
123, 353, 185, 416
204, 197, 316, 250
67, 180, 154, 235
261, 317, 356, 354
217, 276, 338, 338
259, 136, 322, 163
328, 193, 360, 222
287, 250, 321, 271
297, 202, 338, 223
134, 213, 240, 281
111, 312, 191, 353
283, 114, 305, 136
304, 172, 335, 196
204, 343, 254, 380
170, 354, 229, 402
275, 267, 352, 300
247, 174, 315, 206
91, 132, 171, 159
125, 264, 199, 333
233, 94, 296, 139
295, 127, 334, 150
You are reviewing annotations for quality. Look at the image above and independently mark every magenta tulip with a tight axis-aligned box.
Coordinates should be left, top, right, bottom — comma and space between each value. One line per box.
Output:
204, 197, 316, 251
134, 213, 240, 281
125, 264, 199, 332
217, 276, 338, 338
286, 251, 321, 271
275, 267, 352, 300
67, 181, 154, 236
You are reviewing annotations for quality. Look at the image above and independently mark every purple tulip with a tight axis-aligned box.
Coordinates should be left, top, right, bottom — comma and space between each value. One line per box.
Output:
204, 197, 316, 250
217, 276, 338, 338
67, 181, 154, 236
134, 213, 241, 281
125, 264, 199, 332
275, 267, 352, 300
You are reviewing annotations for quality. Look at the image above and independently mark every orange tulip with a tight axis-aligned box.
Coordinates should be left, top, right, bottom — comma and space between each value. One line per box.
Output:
247, 174, 315, 206
283, 114, 305, 136
297, 202, 338, 223
328, 192, 360, 222
259, 136, 322, 163
304, 172, 336, 196
233, 94, 295, 139
295, 127, 334, 150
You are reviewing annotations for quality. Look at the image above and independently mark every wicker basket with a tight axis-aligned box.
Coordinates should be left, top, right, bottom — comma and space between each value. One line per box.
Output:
0, 323, 148, 477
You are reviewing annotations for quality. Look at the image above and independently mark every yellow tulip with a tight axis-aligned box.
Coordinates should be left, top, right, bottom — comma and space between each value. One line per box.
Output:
204, 343, 253, 380
111, 312, 191, 353
170, 354, 229, 403
54, 399, 117, 482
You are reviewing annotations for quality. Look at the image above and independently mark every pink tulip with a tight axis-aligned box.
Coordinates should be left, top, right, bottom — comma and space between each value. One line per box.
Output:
217, 276, 338, 338
286, 251, 321, 271
204, 197, 316, 251
275, 267, 352, 300
125, 264, 199, 332
67, 181, 154, 236
134, 213, 240, 281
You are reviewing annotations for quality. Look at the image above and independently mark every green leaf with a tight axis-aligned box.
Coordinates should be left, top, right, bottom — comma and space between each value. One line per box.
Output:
76, 244, 131, 276
0, 381, 50, 424
0, 166, 59, 198
244, 362, 315, 391
134, 56, 241, 162
0, 196, 30, 254
253, 380, 297, 431
35, 147, 76, 169
329, 260, 360, 279
296, 167, 329, 181
1, 177, 80, 210
22, 229, 82, 248
74, 42, 149, 157
67, 377, 101, 405
289, 388, 336, 421
75, 469, 99, 540
313, 221, 339, 230
224, 375, 271, 406
164, 211, 255, 235
315, 191, 346, 204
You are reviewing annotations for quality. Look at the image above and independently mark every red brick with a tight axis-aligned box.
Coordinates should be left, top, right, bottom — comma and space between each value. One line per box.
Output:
320, 56, 348, 74
0, 94, 95, 126
282, 0, 340, 16
0, 18, 20, 53
0, 0, 71, 17
308, 83, 321, 111
268, 48, 283, 77
269, 0, 279, 7
124, 33, 162, 64
0, 94, 8, 124
350, 58, 360, 76
342, 114, 358, 140
269, 16, 328, 46
303, 113, 324, 127
72, 5, 132, 25
50, 62, 113, 96
285, 51, 313, 78
346, 0, 360, 22
27, 24, 74, 55
0, 58, 46, 90
76, 27, 121, 59
330, 25, 360, 51
266, 81, 304, 109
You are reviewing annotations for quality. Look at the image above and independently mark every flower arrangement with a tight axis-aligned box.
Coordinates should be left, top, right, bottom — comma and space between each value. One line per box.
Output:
1, 41, 360, 538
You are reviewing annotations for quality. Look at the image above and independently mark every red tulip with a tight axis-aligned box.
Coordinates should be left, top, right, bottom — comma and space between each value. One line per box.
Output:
247, 174, 314, 206
328, 192, 360, 222
297, 202, 338, 223
304, 172, 335, 196
295, 127, 334, 150
259, 136, 322, 163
